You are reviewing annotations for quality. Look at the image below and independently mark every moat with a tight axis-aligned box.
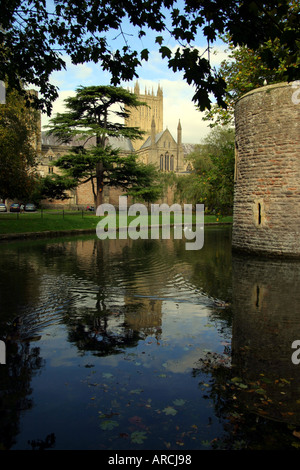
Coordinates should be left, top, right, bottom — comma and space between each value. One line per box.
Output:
1, 226, 300, 450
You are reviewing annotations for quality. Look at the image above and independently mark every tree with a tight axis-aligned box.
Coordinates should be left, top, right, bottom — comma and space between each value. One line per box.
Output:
176, 126, 235, 214
0, 87, 38, 201
47, 85, 161, 206
204, 2, 300, 126
1, 1, 299, 115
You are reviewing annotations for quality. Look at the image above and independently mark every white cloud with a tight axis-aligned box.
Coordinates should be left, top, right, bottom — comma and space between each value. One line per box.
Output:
42, 89, 76, 130
41, 43, 228, 142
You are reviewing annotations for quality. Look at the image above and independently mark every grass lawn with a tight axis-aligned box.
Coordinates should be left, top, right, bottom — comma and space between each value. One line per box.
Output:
0, 209, 232, 236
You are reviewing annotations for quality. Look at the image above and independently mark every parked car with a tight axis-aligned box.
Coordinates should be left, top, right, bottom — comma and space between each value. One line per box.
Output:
10, 203, 21, 212
0, 203, 7, 212
24, 203, 37, 212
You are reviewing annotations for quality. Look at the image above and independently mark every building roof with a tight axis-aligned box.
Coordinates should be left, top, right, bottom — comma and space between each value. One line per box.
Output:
41, 132, 134, 152
140, 131, 165, 149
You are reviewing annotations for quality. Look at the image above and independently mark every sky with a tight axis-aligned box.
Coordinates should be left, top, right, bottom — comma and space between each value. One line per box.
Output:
41, 9, 229, 145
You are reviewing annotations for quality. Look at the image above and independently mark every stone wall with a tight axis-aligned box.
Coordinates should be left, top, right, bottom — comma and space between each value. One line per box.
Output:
232, 82, 300, 257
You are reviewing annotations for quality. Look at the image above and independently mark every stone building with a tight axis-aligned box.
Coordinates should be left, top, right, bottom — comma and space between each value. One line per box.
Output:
38, 81, 191, 208
232, 81, 300, 258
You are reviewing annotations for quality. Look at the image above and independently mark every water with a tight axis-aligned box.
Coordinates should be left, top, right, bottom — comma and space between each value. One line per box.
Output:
0, 226, 300, 450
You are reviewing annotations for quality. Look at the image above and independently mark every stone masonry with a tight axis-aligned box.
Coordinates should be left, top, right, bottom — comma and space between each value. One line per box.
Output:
232, 81, 300, 257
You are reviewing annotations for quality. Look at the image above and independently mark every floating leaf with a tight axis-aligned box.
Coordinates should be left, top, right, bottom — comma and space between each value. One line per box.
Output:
131, 431, 147, 444
100, 420, 119, 431
102, 373, 113, 379
129, 416, 143, 426
255, 388, 266, 395
231, 376, 242, 383
173, 399, 186, 407
163, 406, 177, 416
130, 389, 143, 395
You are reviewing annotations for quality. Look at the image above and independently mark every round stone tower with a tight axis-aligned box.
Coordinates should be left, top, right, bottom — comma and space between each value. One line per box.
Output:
232, 81, 300, 257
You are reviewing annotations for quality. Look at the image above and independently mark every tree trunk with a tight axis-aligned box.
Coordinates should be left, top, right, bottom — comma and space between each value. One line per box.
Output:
96, 160, 104, 208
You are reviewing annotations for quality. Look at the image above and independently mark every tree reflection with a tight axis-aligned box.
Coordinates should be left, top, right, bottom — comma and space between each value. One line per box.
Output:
0, 336, 44, 449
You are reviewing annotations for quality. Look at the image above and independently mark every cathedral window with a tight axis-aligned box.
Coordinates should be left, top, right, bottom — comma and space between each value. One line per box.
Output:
170, 155, 174, 171
160, 155, 164, 171
165, 152, 169, 171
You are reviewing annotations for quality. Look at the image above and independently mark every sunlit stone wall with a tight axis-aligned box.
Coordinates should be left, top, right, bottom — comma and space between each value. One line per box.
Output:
232, 82, 300, 257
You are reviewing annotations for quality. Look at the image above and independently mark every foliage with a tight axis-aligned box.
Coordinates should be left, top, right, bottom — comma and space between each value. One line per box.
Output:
0, 88, 38, 201
1, 1, 299, 114
203, 2, 300, 126
176, 126, 235, 215
47, 85, 161, 205
35, 174, 78, 202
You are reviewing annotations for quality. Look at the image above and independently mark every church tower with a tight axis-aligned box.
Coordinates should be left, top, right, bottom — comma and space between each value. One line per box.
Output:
125, 81, 163, 150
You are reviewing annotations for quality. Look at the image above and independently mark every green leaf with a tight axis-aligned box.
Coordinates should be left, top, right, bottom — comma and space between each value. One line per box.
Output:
131, 431, 147, 444
160, 46, 172, 59
129, 389, 143, 395
163, 406, 177, 416
173, 399, 186, 407
141, 49, 149, 61
100, 420, 119, 430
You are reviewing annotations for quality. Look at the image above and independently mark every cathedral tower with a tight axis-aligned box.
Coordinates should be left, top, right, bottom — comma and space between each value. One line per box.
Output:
125, 81, 163, 150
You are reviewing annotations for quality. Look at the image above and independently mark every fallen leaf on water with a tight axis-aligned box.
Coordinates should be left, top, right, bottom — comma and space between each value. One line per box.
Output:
176, 440, 184, 446
100, 420, 119, 431
163, 406, 177, 416
131, 431, 147, 444
173, 399, 186, 406
129, 389, 143, 395
293, 431, 300, 439
102, 373, 113, 379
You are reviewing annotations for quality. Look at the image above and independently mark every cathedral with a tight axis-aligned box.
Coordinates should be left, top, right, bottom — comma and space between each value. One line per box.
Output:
38, 82, 192, 208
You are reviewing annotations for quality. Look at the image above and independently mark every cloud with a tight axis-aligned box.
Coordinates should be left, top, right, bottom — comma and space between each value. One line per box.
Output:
42, 43, 228, 141
125, 77, 210, 144
42, 89, 76, 130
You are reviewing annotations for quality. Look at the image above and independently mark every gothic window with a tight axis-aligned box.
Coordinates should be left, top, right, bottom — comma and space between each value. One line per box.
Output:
165, 152, 169, 171
170, 155, 174, 171
48, 167, 53, 174
160, 155, 164, 171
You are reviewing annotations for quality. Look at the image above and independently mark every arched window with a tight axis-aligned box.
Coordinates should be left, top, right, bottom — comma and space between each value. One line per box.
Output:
165, 152, 169, 171
160, 155, 164, 171
170, 155, 174, 171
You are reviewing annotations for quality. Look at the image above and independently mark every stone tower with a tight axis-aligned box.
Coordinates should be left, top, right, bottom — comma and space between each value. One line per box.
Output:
232, 81, 300, 257
125, 81, 163, 150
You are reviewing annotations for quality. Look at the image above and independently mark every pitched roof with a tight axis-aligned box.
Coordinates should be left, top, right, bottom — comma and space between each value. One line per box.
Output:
140, 130, 165, 149
41, 132, 134, 152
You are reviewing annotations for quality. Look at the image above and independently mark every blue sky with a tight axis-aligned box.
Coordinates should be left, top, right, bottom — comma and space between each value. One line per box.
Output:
41, 8, 229, 144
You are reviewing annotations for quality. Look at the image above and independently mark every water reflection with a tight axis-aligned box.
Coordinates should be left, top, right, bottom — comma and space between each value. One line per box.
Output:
231, 254, 300, 425
0, 227, 299, 449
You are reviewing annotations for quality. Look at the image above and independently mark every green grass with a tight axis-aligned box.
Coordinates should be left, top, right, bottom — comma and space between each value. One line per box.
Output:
0, 210, 232, 235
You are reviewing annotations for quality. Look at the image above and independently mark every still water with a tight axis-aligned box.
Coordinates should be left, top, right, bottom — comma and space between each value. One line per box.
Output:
0, 226, 300, 450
